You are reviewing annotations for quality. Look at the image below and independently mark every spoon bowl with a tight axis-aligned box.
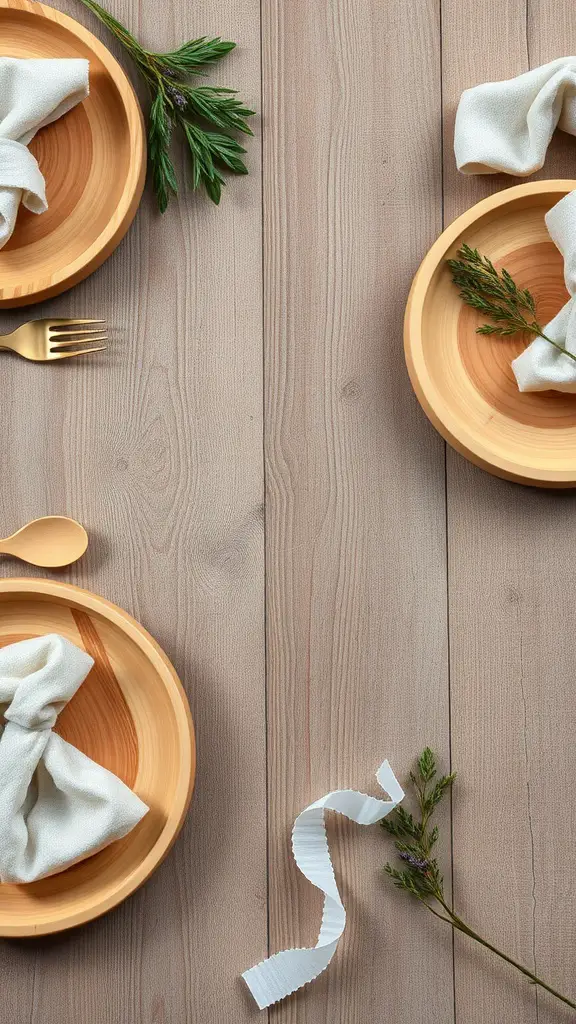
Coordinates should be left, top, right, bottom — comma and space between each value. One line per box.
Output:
0, 516, 88, 567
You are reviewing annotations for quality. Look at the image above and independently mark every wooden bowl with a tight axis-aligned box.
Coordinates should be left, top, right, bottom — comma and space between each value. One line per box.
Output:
0, 579, 195, 937
405, 180, 576, 487
0, 0, 145, 307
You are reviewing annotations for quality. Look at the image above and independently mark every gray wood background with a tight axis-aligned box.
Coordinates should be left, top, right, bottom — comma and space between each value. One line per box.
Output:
2, 0, 576, 1022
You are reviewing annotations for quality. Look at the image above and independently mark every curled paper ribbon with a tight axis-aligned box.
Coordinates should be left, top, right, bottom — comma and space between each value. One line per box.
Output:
242, 759, 404, 1010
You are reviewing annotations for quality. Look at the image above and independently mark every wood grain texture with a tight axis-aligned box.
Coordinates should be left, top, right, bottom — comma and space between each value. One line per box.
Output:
0, 0, 264, 1020
262, 2, 451, 1024
443, 3, 576, 1022
1, 0, 573, 1020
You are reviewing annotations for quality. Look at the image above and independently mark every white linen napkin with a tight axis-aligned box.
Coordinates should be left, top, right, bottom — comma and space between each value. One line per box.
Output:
513, 191, 576, 391
242, 760, 404, 1009
455, 57, 576, 176
0, 57, 89, 249
0, 634, 148, 884
454, 58, 576, 392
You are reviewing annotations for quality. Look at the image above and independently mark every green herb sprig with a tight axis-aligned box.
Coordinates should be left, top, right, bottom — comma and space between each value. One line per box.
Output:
77, 0, 254, 210
448, 244, 576, 366
383, 749, 576, 1013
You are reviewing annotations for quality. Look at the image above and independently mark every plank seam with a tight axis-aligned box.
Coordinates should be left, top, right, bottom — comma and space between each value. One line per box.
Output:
260, 2, 271, 1023
439, 0, 457, 1019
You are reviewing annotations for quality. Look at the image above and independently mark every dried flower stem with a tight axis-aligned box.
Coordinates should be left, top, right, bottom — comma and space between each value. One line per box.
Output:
448, 244, 576, 366
383, 749, 576, 1013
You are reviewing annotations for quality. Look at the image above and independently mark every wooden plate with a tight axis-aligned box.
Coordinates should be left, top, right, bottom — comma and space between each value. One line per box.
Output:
405, 180, 576, 488
0, 579, 195, 937
0, 0, 145, 307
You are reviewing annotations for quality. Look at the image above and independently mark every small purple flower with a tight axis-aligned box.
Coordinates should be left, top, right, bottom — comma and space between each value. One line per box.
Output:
400, 852, 429, 872
167, 85, 187, 109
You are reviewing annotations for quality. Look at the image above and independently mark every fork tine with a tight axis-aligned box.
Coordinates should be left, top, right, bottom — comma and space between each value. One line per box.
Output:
48, 319, 106, 329
49, 339, 108, 352
49, 346, 107, 360
49, 327, 108, 339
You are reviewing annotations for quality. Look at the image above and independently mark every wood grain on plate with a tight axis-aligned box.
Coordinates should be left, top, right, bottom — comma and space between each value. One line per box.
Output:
405, 181, 576, 487
0, 579, 195, 937
0, 0, 145, 306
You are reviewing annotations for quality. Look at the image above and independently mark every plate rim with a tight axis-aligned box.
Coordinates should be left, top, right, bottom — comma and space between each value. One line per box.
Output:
0, 0, 146, 307
404, 179, 576, 488
0, 577, 195, 937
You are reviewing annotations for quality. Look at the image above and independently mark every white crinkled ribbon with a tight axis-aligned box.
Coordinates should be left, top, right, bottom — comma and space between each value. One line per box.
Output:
454, 57, 576, 392
242, 760, 404, 1010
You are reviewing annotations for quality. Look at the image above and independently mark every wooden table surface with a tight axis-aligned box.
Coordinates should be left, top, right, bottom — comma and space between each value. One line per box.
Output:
3, 1, 576, 1022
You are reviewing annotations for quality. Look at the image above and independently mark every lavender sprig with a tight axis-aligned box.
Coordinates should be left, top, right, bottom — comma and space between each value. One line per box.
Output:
399, 852, 429, 871
76, 0, 254, 210
383, 749, 576, 1013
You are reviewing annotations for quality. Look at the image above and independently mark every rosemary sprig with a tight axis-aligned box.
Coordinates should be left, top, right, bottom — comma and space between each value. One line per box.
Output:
76, 0, 254, 210
383, 749, 576, 1013
447, 243, 576, 366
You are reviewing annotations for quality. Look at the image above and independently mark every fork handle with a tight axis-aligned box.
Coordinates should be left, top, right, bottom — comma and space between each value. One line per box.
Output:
0, 343, 25, 358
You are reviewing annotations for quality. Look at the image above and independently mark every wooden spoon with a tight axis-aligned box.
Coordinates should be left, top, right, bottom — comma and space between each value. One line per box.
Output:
0, 516, 88, 568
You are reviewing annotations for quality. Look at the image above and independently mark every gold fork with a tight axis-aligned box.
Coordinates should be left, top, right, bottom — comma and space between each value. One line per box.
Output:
0, 318, 108, 361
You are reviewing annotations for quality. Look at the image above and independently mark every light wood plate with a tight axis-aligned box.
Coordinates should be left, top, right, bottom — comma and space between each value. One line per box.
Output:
405, 180, 576, 488
0, 0, 145, 307
0, 579, 195, 937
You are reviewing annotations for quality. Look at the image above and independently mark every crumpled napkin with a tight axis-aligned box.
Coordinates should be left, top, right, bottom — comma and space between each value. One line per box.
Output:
454, 57, 576, 392
242, 760, 404, 1009
0, 634, 148, 884
0, 57, 89, 249
513, 191, 576, 392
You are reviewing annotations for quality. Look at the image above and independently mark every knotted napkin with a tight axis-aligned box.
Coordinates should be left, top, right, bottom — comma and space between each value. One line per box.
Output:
455, 58, 576, 392
0, 634, 148, 884
0, 57, 89, 249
